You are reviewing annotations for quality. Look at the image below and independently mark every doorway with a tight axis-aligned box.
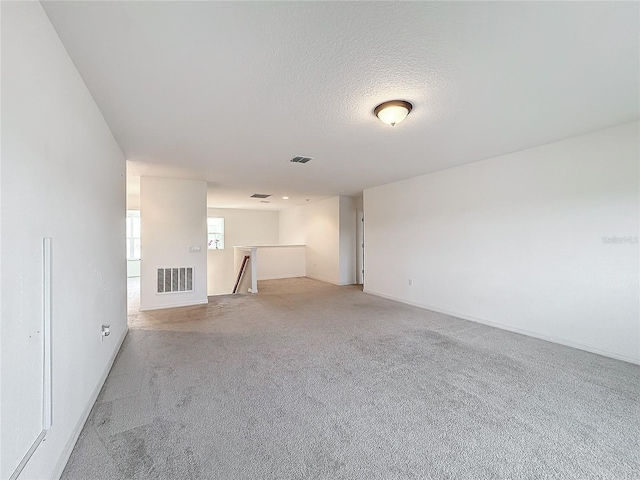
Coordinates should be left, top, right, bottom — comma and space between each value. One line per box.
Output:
126, 209, 141, 315
356, 210, 364, 285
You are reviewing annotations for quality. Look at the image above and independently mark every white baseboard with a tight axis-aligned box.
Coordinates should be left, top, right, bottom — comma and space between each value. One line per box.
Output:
306, 274, 355, 287
306, 274, 338, 285
52, 327, 129, 479
257, 273, 306, 281
363, 289, 640, 366
139, 298, 208, 311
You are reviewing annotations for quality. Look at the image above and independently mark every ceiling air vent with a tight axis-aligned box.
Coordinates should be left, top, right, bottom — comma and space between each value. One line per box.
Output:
250, 193, 271, 199
290, 156, 313, 164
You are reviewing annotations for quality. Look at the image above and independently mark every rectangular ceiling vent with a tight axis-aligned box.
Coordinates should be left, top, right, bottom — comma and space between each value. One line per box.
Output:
250, 193, 271, 199
290, 156, 313, 164
157, 267, 193, 294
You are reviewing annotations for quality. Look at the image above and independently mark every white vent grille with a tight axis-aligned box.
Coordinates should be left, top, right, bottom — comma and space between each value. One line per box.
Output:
157, 267, 193, 294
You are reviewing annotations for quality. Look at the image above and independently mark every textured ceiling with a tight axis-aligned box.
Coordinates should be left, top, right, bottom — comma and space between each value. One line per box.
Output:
42, 1, 639, 210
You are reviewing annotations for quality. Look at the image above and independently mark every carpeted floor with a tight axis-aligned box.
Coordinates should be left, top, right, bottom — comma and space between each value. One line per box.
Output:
62, 277, 640, 479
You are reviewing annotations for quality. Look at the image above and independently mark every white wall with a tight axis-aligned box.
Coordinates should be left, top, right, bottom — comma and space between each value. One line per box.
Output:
278, 202, 308, 245
140, 177, 208, 310
1, 3, 127, 479
257, 246, 306, 281
279, 196, 357, 285
207, 208, 279, 295
305, 197, 341, 284
364, 122, 640, 364
280, 197, 340, 284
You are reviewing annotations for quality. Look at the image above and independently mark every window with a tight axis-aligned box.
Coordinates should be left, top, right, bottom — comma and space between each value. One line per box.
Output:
126, 210, 141, 260
208, 217, 224, 249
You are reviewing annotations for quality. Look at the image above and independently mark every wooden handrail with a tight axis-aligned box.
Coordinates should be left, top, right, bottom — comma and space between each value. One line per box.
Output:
233, 255, 250, 294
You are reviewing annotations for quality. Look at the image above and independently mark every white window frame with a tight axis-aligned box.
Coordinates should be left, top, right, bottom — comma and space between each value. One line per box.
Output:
126, 210, 141, 260
208, 217, 225, 250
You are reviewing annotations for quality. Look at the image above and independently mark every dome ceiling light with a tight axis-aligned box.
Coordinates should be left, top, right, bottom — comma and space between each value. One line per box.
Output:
374, 100, 413, 126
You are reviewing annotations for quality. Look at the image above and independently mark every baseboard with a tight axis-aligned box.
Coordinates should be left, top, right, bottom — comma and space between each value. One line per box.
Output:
139, 298, 208, 311
52, 327, 129, 479
363, 289, 640, 366
257, 273, 306, 281
306, 274, 338, 285
305, 275, 356, 287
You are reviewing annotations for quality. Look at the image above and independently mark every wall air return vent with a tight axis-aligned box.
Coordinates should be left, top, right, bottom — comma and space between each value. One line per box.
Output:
250, 193, 271, 199
157, 267, 193, 294
290, 156, 313, 164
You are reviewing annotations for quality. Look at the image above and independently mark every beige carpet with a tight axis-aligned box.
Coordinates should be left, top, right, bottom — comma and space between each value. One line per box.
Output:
62, 277, 640, 479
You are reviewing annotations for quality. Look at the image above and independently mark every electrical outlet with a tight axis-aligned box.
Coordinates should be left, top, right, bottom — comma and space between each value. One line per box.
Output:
189, 245, 201, 253
408, 279, 413, 286
101, 324, 111, 342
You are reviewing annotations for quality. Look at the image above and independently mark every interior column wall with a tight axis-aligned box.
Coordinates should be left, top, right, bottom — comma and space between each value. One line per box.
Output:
140, 177, 208, 310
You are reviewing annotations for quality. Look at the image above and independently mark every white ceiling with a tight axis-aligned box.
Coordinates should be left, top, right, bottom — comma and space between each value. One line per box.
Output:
42, 1, 639, 210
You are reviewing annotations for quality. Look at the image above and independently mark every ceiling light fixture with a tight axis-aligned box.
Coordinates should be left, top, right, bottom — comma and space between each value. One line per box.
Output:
374, 100, 412, 126
282, 196, 289, 200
